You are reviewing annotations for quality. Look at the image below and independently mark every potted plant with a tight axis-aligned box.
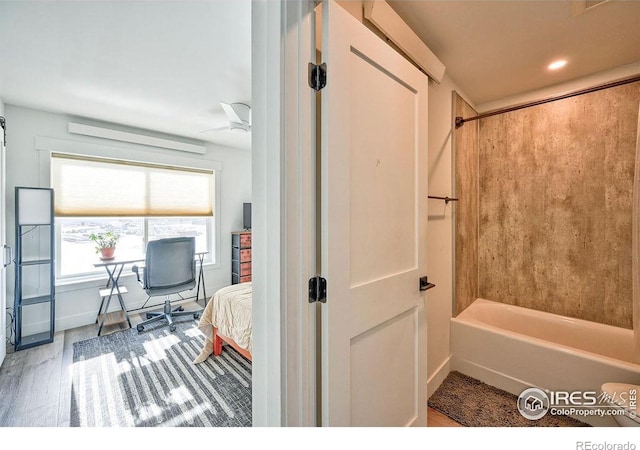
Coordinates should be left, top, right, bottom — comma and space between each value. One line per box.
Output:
89, 230, 120, 260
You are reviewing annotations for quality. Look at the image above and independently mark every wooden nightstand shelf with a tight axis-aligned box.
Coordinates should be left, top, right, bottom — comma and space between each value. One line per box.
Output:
96, 310, 127, 328
231, 231, 251, 284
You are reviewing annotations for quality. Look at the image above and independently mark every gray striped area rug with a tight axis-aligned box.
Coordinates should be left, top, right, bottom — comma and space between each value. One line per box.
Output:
70, 320, 251, 427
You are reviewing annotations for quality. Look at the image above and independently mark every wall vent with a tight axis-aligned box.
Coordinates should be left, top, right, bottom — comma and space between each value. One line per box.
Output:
68, 122, 206, 155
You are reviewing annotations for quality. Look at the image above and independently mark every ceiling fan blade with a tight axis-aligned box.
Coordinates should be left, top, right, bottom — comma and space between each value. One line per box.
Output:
221, 102, 243, 124
199, 125, 230, 133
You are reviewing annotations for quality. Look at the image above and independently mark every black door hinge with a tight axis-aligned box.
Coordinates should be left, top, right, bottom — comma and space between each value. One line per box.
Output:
308, 62, 327, 92
309, 276, 327, 303
0, 116, 5, 145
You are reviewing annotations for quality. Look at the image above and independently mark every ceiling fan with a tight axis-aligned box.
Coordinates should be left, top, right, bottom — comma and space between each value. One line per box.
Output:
201, 102, 251, 134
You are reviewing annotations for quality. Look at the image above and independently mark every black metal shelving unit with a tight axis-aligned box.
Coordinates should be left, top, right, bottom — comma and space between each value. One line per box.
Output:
14, 187, 55, 351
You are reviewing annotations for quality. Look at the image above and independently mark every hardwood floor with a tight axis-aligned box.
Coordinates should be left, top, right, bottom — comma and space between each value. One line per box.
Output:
0, 301, 203, 427
427, 406, 463, 427
2, 302, 463, 428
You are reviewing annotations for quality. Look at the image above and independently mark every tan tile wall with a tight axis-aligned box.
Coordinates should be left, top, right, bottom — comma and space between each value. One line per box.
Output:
632, 104, 640, 355
454, 93, 479, 315
477, 82, 640, 328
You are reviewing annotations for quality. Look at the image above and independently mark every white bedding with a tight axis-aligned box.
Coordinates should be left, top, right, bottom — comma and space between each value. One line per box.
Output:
193, 282, 252, 364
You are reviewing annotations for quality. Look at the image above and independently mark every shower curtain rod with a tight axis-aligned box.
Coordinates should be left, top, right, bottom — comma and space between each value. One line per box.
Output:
454, 73, 640, 128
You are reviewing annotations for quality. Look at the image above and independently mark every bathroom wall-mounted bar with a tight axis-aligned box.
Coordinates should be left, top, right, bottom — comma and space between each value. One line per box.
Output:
428, 195, 459, 204
455, 73, 640, 128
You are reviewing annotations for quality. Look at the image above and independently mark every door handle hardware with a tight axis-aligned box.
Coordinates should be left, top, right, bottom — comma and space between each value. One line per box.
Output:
419, 276, 435, 292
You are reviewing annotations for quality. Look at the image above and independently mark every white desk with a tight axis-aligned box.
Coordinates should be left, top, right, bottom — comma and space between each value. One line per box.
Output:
94, 252, 208, 335
94, 256, 142, 335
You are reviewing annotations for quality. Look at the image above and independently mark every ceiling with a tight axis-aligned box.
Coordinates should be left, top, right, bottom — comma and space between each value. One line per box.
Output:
388, 0, 640, 108
0, 1, 251, 150
1, 1, 638, 147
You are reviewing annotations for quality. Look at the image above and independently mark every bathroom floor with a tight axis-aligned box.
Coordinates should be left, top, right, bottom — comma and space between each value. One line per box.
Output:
428, 407, 463, 427
428, 371, 589, 427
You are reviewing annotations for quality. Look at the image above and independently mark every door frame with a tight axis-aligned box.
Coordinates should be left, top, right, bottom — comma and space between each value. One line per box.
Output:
0, 105, 5, 368
251, 0, 317, 426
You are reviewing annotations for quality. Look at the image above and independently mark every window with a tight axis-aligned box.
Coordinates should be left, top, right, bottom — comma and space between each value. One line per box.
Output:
51, 153, 215, 278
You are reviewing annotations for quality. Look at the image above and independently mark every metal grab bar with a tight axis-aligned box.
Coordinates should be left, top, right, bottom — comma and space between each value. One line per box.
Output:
428, 195, 459, 204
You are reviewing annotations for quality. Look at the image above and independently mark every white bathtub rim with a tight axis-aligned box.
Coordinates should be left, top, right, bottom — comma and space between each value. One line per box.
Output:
451, 314, 640, 374
461, 298, 633, 337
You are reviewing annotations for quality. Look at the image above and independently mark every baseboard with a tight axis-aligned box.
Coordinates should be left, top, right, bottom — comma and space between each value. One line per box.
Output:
427, 355, 451, 398
54, 296, 203, 332
450, 356, 531, 395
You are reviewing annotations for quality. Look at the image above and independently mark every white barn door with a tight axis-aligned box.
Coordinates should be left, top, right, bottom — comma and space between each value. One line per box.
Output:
320, 0, 428, 426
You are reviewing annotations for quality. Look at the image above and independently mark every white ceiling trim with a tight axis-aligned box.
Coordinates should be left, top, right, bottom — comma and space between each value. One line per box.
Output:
363, 1, 445, 82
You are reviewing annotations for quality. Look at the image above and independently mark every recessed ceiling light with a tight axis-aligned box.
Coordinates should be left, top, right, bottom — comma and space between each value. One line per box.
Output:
548, 60, 568, 70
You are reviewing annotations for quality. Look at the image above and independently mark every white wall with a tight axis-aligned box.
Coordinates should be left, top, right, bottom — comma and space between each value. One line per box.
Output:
426, 73, 475, 396
4, 104, 251, 335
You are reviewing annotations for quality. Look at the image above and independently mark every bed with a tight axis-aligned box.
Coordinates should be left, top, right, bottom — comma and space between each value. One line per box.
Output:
192, 282, 252, 364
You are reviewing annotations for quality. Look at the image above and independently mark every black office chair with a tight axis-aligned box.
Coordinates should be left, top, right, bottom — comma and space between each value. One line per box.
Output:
132, 237, 202, 332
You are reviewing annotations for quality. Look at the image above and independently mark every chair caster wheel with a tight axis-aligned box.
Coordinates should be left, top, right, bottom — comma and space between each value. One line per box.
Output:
193, 313, 201, 320
169, 325, 176, 332
177, 306, 184, 312
137, 325, 144, 332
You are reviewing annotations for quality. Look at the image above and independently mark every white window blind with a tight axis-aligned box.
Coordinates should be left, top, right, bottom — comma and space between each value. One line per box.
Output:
51, 153, 214, 217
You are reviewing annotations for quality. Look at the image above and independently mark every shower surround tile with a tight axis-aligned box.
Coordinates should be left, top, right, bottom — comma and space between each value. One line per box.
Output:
477, 82, 640, 329
454, 93, 479, 315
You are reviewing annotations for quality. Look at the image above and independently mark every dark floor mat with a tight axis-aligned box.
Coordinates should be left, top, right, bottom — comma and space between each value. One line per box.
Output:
428, 371, 589, 427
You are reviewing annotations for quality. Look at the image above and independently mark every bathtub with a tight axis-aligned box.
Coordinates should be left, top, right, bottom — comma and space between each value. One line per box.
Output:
451, 298, 640, 427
